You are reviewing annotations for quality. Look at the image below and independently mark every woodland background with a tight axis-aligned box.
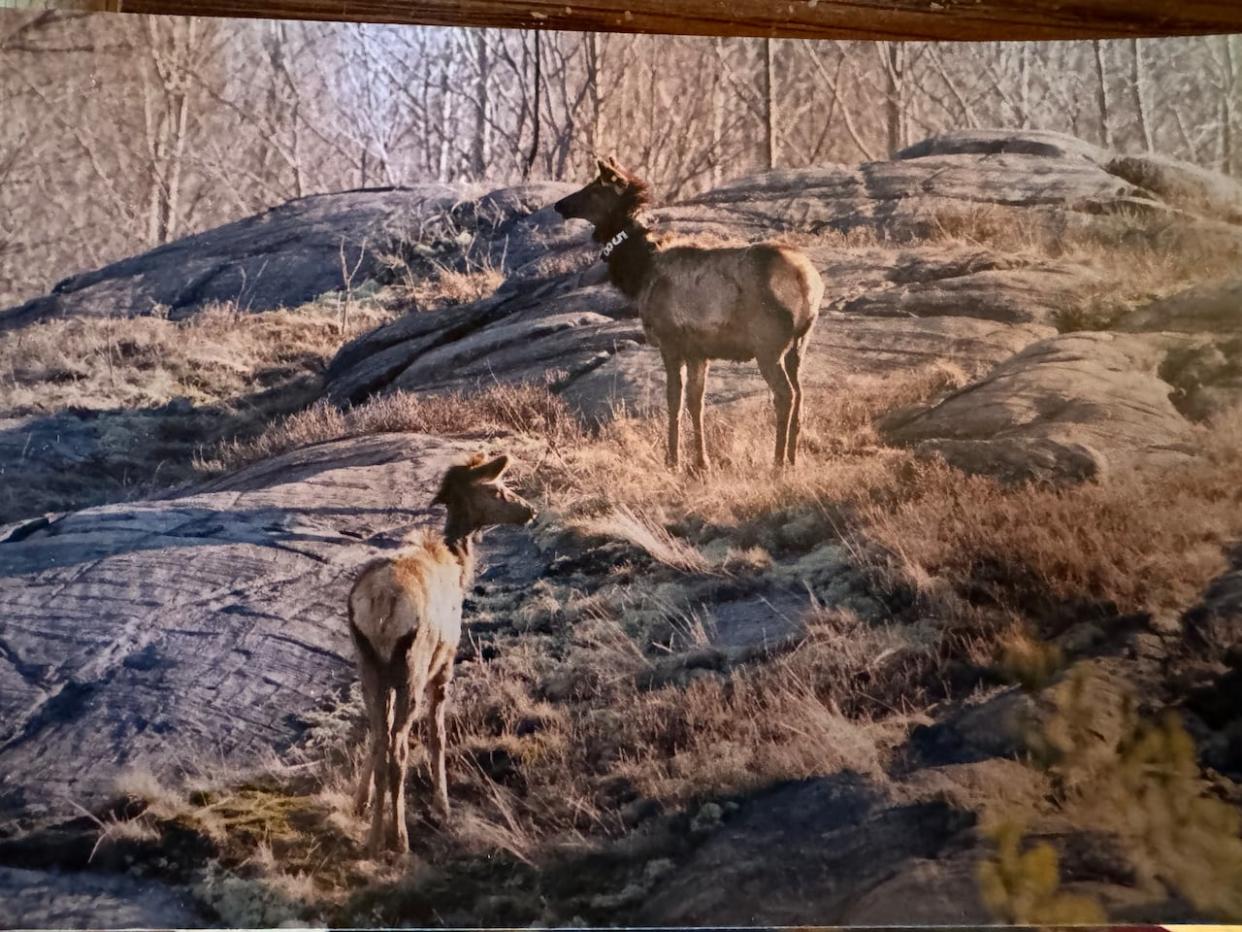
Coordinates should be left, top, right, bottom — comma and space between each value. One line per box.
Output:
1, 11, 1240, 307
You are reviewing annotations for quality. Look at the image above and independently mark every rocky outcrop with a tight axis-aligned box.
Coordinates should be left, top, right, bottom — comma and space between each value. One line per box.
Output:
880, 269, 1242, 481
0, 867, 206, 929
0, 432, 544, 830
878, 332, 1201, 482
1118, 277, 1242, 334
639, 772, 982, 925
322, 130, 1242, 436
0, 183, 576, 330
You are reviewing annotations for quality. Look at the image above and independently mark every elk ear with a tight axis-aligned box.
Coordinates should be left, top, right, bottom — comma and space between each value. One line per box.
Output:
596, 156, 611, 175
470, 454, 510, 483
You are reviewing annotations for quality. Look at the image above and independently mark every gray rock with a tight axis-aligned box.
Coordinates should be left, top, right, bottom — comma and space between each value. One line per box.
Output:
840, 265, 1101, 326
1184, 556, 1242, 661
639, 771, 974, 925
895, 128, 1111, 162
1116, 278, 1242, 423
1120, 277, 1242, 334
0, 866, 209, 929
0, 432, 544, 829
880, 331, 1202, 482
839, 854, 990, 925
902, 130, 1242, 224
907, 687, 1037, 766
1107, 153, 1242, 224
0, 183, 578, 330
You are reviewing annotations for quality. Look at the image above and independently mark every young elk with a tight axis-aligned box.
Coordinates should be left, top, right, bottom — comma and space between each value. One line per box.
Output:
554, 156, 824, 471
347, 453, 536, 855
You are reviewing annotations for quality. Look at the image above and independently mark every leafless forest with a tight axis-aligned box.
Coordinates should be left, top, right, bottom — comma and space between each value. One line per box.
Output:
1, 11, 1239, 308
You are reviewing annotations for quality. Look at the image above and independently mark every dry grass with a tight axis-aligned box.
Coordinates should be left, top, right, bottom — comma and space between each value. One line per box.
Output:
415, 605, 918, 842
101, 363, 1242, 923
374, 221, 506, 312
0, 259, 507, 523
573, 506, 716, 575
528, 363, 969, 558
922, 201, 1242, 325
858, 410, 1242, 631
0, 301, 399, 523
0, 302, 394, 417
432, 266, 506, 307
380, 263, 504, 312
200, 381, 583, 474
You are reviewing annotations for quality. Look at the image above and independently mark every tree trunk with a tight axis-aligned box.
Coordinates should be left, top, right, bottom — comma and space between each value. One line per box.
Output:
438, 60, 453, 182
1092, 39, 1113, 148
1130, 37, 1153, 152
1223, 34, 1237, 175
471, 29, 488, 177
711, 36, 726, 185
1018, 41, 1031, 128
159, 82, 189, 242
884, 42, 905, 155
524, 30, 541, 180
586, 31, 601, 157
762, 37, 777, 170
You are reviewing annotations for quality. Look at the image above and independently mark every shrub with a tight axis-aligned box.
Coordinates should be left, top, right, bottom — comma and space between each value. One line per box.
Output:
978, 819, 1107, 924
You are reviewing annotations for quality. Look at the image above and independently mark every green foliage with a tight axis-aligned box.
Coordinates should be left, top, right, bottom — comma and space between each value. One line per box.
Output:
1102, 710, 1242, 917
997, 631, 1064, 692
1025, 665, 1136, 782
1011, 663, 1242, 919
977, 819, 1107, 924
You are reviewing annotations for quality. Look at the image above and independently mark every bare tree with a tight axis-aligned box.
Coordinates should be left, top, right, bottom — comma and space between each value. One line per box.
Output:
1129, 38, 1154, 152
4, 15, 1240, 310
762, 37, 777, 169
1092, 39, 1114, 147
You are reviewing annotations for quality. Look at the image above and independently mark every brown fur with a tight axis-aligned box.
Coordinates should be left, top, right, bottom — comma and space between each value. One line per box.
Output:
347, 452, 535, 855
555, 157, 825, 470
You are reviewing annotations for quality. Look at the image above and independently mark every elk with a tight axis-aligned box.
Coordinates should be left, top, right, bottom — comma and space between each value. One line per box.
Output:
554, 157, 824, 471
347, 452, 536, 854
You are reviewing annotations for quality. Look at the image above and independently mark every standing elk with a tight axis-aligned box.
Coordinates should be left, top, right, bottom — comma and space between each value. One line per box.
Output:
347, 452, 536, 854
554, 157, 824, 471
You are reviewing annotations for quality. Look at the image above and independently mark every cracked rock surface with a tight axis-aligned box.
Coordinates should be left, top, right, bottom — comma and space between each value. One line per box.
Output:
0, 866, 204, 929
0, 432, 544, 830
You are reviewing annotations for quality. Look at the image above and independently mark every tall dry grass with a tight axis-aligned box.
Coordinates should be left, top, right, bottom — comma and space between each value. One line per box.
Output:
0, 302, 395, 416
199, 381, 582, 474
858, 410, 1242, 631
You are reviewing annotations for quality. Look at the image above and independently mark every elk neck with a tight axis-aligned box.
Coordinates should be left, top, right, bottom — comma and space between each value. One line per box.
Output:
598, 215, 654, 298
442, 515, 478, 590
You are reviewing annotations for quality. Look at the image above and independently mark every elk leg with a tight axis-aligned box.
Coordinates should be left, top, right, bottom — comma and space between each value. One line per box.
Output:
365, 687, 392, 854
386, 681, 417, 852
757, 353, 794, 468
426, 664, 453, 819
353, 659, 384, 818
685, 357, 711, 473
783, 341, 806, 467
663, 352, 685, 470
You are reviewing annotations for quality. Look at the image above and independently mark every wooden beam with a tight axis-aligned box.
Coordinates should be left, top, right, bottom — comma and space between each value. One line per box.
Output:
71, 0, 1242, 40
